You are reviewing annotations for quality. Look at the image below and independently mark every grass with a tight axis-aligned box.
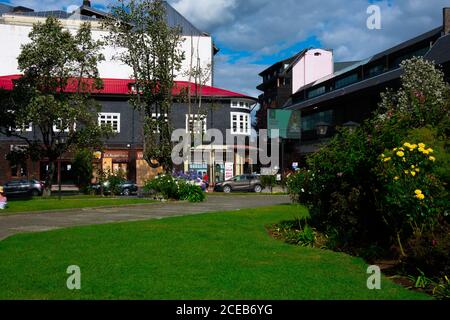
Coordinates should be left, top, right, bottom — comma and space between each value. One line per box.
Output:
0, 204, 428, 300
1, 196, 156, 214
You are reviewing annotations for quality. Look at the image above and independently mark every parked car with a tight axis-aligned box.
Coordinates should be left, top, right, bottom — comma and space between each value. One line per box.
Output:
2, 179, 43, 197
91, 180, 138, 196
214, 174, 263, 193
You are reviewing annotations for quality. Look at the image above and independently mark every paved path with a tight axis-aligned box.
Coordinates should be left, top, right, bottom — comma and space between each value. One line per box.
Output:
0, 195, 291, 241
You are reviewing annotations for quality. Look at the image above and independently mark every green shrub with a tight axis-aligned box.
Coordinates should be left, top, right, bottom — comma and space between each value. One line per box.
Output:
286, 128, 386, 249
271, 218, 316, 247
433, 276, 450, 300
144, 175, 205, 203
144, 175, 180, 200
107, 169, 127, 196
403, 220, 450, 278
377, 141, 445, 241
261, 175, 276, 192
179, 182, 206, 203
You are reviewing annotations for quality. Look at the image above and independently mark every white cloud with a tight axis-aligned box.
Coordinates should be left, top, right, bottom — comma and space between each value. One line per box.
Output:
5, 0, 449, 97
214, 53, 267, 98
171, 0, 237, 33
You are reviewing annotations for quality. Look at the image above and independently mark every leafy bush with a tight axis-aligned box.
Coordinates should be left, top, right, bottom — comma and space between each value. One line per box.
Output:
433, 276, 450, 300
179, 181, 205, 203
261, 175, 276, 192
144, 175, 205, 203
402, 220, 450, 278
144, 175, 180, 200
271, 218, 317, 247
376, 141, 446, 251
286, 128, 386, 249
107, 169, 127, 196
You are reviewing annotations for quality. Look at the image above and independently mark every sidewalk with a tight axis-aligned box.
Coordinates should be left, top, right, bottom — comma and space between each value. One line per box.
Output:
0, 194, 291, 241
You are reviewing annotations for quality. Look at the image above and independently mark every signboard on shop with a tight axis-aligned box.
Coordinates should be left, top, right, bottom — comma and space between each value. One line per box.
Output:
225, 162, 234, 181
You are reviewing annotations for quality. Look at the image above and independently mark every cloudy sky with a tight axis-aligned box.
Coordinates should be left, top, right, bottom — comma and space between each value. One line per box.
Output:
0, 0, 448, 97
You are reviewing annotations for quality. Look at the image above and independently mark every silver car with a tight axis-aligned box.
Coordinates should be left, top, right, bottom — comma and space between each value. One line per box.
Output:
214, 175, 263, 193
2, 179, 43, 197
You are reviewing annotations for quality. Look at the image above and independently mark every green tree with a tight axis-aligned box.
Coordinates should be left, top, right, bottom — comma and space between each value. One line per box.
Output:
72, 148, 94, 194
104, 0, 185, 172
0, 16, 110, 196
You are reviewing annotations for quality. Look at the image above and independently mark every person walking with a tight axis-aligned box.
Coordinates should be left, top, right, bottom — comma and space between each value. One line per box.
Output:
0, 186, 7, 210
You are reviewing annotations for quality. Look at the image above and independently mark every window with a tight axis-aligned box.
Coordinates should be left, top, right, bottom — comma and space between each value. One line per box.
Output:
53, 119, 76, 133
334, 73, 358, 89
13, 123, 33, 132
392, 46, 430, 68
7, 110, 32, 132
186, 114, 207, 134
231, 100, 251, 110
150, 113, 168, 133
301, 110, 333, 132
307, 86, 326, 98
98, 113, 120, 133
368, 64, 385, 78
231, 112, 251, 135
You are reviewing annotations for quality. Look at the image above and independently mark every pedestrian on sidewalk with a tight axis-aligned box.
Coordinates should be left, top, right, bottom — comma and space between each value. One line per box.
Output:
0, 186, 8, 210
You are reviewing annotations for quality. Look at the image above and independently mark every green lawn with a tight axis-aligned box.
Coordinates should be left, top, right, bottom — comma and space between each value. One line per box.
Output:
0, 204, 428, 300
1, 197, 156, 214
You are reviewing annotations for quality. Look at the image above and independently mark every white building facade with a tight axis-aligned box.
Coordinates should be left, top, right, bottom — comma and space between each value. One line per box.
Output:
0, 1, 217, 86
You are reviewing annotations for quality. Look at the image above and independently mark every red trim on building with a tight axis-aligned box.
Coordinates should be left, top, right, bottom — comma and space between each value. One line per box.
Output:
0, 74, 254, 99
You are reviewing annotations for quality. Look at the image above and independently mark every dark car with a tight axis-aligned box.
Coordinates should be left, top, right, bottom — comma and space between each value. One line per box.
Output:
2, 179, 43, 197
91, 180, 138, 196
214, 174, 263, 193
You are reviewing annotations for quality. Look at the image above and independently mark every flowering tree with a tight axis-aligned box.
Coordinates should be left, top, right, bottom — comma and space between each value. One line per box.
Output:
373, 57, 450, 146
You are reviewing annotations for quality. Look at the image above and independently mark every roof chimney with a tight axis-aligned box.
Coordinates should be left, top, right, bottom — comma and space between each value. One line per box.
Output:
83, 0, 91, 7
444, 8, 450, 35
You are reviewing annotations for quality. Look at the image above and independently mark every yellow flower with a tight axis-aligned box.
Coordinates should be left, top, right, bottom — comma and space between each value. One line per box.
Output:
404, 170, 409, 175
394, 176, 400, 181
415, 168, 420, 173
410, 144, 417, 149
415, 190, 422, 195
402, 157, 407, 162
383, 157, 392, 162
419, 143, 426, 149
423, 149, 430, 155
404, 142, 411, 148
396, 151, 405, 157
399, 147, 405, 151
415, 193, 425, 200
393, 148, 398, 152
418, 147, 425, 153
411, 165, 415, 169
427, 148, 434, 154
411, 171, 416, 177
429, 156, 436, 162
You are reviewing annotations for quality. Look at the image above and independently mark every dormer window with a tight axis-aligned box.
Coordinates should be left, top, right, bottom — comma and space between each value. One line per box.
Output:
231, 100, 251, 110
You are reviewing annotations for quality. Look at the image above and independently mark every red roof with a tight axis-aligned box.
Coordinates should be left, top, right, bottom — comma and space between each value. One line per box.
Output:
0, 74, 255, 100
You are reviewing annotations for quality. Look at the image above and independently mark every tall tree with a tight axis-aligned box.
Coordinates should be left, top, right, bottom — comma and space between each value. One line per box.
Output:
104, 0, 185, 172
0, 16, 110, 195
